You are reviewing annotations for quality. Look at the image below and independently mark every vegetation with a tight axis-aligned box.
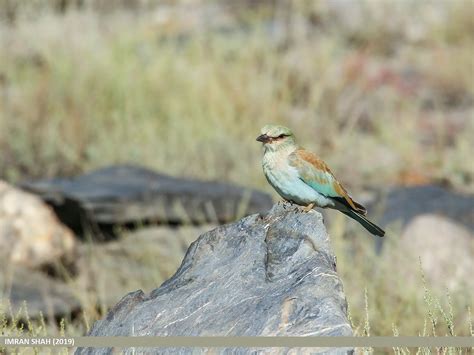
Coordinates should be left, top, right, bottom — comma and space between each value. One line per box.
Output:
1, 1, 473, 190
0, 0, 473, 352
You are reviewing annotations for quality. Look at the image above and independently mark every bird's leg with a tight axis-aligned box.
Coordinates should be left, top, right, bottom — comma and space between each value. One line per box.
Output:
282, 200, 293, 210
302, 203, 315, 213
290, 201, 300, 213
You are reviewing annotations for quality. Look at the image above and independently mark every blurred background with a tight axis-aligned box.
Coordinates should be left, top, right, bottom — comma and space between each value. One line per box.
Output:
0, 0, 473, 341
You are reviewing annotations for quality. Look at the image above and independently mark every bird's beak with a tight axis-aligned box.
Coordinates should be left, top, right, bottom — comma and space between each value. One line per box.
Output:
256, 134, 269, 143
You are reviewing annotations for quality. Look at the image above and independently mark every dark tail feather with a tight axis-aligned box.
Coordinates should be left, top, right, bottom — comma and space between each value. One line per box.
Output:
341, 210, 385, 237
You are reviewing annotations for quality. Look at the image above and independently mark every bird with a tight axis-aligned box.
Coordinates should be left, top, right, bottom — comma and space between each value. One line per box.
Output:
256, 124, 385, 237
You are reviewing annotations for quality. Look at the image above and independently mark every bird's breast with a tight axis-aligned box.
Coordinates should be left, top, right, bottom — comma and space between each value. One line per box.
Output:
263, 152, 308, 199
262, 152, 294, 180
262, 151, 333, 207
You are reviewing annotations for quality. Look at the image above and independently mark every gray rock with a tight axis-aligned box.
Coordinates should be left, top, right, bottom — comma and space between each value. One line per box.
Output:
76, 203, 352, 355
0, 265, 81, 320
375, 185, 474, 231
20, 165, 273, 238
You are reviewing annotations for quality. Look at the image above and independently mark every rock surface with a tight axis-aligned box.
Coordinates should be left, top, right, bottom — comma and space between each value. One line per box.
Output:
76, 203, 352, 355
0, 180, 77, 271
0, 265, 81, 320
21, 165, 273, 238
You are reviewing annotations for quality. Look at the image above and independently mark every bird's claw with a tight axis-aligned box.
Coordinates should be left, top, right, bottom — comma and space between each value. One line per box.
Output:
302, 203, 315, 213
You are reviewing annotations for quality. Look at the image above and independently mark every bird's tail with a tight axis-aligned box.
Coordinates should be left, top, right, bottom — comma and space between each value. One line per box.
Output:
341, 210, 385, 237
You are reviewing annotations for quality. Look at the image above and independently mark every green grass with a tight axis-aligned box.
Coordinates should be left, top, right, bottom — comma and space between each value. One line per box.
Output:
0, 0, 473, 348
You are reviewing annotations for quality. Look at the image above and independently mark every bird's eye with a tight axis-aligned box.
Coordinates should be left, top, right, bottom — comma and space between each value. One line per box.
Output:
278, 134, 286, 138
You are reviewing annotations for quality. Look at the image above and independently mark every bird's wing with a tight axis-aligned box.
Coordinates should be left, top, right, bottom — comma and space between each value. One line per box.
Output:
288, 149, 367, 214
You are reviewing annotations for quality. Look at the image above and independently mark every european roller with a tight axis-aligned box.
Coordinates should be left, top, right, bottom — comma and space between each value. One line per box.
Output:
257, 124, 385, 237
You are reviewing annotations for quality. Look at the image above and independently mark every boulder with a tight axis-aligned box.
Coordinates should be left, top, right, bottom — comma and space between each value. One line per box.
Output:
76, 203, 353, 355
21, 165, 273, 238
0, 180, 77, 272
386, 214, 474, 292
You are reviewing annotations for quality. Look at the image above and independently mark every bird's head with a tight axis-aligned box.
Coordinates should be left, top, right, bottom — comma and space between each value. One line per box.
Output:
256, 124, 296, 152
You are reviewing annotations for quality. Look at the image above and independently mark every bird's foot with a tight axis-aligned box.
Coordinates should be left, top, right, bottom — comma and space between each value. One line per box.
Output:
302, 203, 315, 213
282, 200, 293, 211
289, 201, 299, 213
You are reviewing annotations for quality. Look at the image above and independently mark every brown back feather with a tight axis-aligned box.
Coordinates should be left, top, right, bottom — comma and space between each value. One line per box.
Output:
296, 149, 367, 215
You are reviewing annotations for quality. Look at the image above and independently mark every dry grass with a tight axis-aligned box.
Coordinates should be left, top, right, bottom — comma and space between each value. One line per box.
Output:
1, 1, 473, 189
0, 0, 473, 345
331, 217, 473, 338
